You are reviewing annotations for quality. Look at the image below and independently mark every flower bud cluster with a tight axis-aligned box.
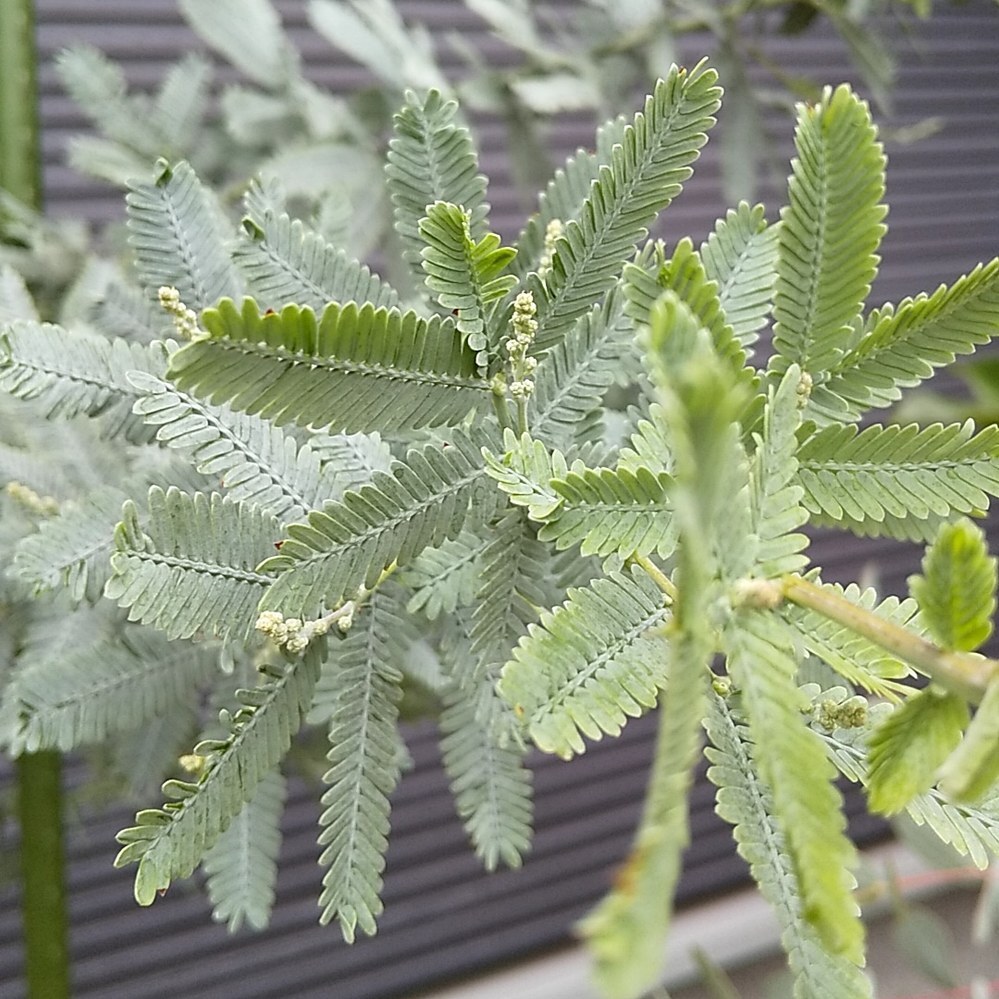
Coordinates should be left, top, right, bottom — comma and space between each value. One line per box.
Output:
796, 370, 813, 409
5, 481, 59, 516
537, 218, 563, 277
504, 291, 539, 401
158, 285, 202, 340
256, 604, 356, 653
814, 694, 868, 731
256, 610, 332, 653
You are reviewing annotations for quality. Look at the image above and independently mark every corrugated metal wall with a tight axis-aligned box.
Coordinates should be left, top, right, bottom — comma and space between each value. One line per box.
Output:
2, 1, 998, 996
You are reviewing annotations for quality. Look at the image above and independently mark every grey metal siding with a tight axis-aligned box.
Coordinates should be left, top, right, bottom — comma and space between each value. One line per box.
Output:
1, 1, 997, 996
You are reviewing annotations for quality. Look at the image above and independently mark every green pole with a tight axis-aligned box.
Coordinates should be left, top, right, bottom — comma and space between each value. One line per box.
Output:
0, 1, 72, 997
0, 0, 43, 207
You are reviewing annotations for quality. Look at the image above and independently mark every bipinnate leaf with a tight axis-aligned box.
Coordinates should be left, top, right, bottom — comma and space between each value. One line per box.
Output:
318, 588, 407, 942
0, 321, 168, 439
167, 298, 489, 434
131, 371, 340, 523
260, 429, 495, 617
204, 769, 286, 933
542, 465, 677, 559
820, 721, 999, 870
386, 89, 488, 285
440, 669, 533, 872
796, 423, 999, 541
528, 65, 722, 353
419, 201, 517, 373
235, 209, 399, 313
127, 160, 242, 308
750, 365, 808, 577
499, 567, 670, 759
399, 531, 488, 620
866, 687, 969, 815
809, 260, 999, 421
582, 482, 710, 999
726, 611, 864, 965
781, 583, 916, 700
179, 0, 291, 87
482, 430, 567, 522
700, 202, 778, 351
105, 487, 279, 641
770, 85, 886, 379
704, 697, 874, 998
528, 283, 640, 451
909, 518, 997, 652
116, 643, 323, 904
11, 484, 129, 603
8, 622, 216, 755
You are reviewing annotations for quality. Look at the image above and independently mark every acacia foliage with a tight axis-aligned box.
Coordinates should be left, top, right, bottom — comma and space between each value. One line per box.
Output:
2, 65, 999, 999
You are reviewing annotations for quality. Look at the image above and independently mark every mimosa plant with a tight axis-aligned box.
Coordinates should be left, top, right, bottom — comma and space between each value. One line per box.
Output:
3, 53, 999, 999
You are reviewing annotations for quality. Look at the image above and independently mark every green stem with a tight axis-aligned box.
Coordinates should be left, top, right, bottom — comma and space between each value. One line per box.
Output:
779, 574, 998, 704
491, 381, 515, 432
516, 397, 529, 436
633, 553, 678, 603
0, 0, 41, 206
1, 2, 71, 996
17, 752, 70, 999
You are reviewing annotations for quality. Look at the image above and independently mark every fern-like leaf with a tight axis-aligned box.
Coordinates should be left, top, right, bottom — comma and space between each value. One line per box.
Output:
541, 464, 677, 559
10, 484, 129, 602
55, 45, 172, 158
939, 677, 999, 804
482, 430, 567, 521
386, 89, 488, 286
318, 587, 408, 941
528, 66, 721, 353
115, 643, 322, 905
704, 696, 874, 998
750, 365, 808, 577
810, 260, 999, 420
260, 430, 495, 617
131, 371, 340, 523
822, 725, 999, 869
581, 503, 710, 999
513, 124, 620, 280
167, 298, 489, 433
398, 530, 490, 620
440, 609, 533, 872
0, 321, 168, 437
529, 283, 640, 451
770, 85, 886, 379
235, 208, 399, 313
725, 610, 864, 964
203, 768, 286, 933
307, 430, 393, 486
105, 487, 280, 641
617, 404, 673, 476
468, 509, 547, 687
127, 160, 242, 308
781, 583, 916, 699
796, 421, 999, 539
420, 202, 518, 373
499, 566, 671, 759
700, 202, 778, 351
90, 278, 170, 342
909, 518, 997, 652
5, 609, 216, 754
